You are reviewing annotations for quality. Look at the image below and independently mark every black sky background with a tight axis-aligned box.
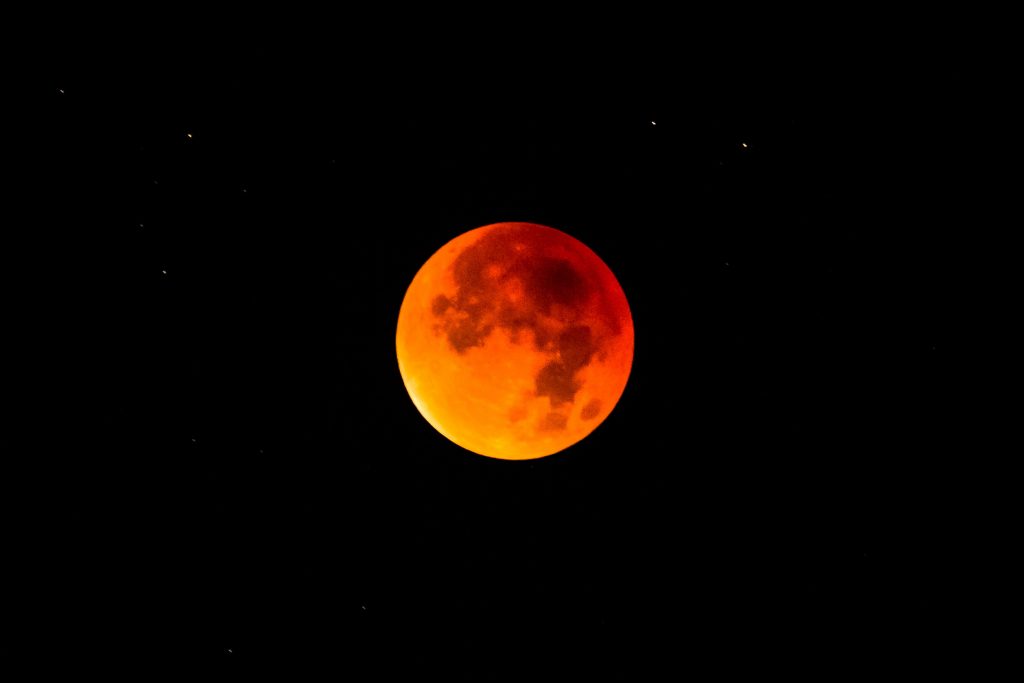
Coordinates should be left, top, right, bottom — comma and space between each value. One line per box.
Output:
9, 43, 979, 677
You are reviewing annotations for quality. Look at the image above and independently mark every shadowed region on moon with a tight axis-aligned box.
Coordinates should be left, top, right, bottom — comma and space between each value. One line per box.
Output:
431, 225, 616, 424
540, 412, 569, 431
580, 398, 602, 421
396, 222, 633, 460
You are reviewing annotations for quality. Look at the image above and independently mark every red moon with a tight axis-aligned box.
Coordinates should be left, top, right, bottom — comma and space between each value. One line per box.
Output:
396, 222, 634, 460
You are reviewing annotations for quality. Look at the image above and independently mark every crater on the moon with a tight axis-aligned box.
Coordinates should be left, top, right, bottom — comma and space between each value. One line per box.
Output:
580, 398, 602, 421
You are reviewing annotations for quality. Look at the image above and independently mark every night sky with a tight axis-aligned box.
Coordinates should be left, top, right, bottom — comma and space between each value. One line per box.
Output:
13, 48, 976, 676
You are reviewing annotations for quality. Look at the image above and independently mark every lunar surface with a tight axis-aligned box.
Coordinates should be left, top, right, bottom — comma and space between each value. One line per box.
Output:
396, 222, 633, 460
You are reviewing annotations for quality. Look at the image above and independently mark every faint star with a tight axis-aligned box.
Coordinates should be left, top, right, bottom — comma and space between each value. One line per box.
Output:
58, 89, 64, 94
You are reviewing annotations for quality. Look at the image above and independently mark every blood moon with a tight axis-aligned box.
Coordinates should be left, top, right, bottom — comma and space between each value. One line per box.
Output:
396, 222, 633, 460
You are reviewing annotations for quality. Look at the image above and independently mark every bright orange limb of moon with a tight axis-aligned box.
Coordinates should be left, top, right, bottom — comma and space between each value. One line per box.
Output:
396, 222, 634, 460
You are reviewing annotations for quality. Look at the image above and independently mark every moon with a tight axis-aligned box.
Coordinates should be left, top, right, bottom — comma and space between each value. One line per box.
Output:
396, 222, 634, 460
